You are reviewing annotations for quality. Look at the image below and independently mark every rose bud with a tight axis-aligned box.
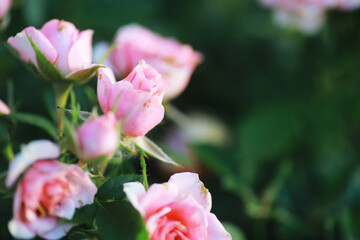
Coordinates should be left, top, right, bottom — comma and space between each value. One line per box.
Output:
6, 140, 97, 240
95, 24, 202, 100
7, 19, 101, 83
124, 172, 232, 240
97, 61, 167, 137
0, 99, 10, 115
0, 0, 11, 21
75, 113, 119, 163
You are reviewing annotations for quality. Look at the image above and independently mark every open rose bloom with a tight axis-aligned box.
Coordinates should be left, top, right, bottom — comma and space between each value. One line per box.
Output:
97, 61, 167, 137
124, 172, 232, 240
95, 24, 202, 100
260, 0, 360, 34
6, 140, 97, 240
7, 19, 99, 83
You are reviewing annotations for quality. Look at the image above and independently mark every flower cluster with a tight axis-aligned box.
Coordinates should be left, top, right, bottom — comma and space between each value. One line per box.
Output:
259, 0, 360, 34
3, 18, 231, 240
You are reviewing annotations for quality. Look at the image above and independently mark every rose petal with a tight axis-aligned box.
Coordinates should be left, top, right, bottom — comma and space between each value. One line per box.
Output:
67, 29, 94, 72
7, 27, 57, 69
139, 182, 178, 217
39, 223, 73, 240
123, 181, 146, 215
8, 219, 36, 239
6, 140, 60, 187
66, 165, 98, 208
53, 198, 76, 220
168, 172, 212, 212
97, 67, 117, 113
41, 19, 79, 75
122, 95, 164, 137
206, 213, 232, 240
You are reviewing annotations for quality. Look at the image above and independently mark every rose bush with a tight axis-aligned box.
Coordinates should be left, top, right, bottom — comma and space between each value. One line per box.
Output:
124, 172, 232, 240
6, 140, 97, 240
97, 61, 167, 137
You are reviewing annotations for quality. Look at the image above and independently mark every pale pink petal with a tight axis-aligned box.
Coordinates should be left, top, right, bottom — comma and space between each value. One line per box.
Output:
41, 19, 79, 75
8, 219, 36, 239
0, 99, 10, 114
66, 165, 97, 207
6, 140, 60, 187
53, 198, 76, 220
123, 182, 146, 215
122, 95, 164, 137
109, 81, 147, 120
139, 182, 178, 217
206, 213, 232, 240
29, 216, 59, 237
67, 29, 94, 72
168, 172, 212, 212
97, 67, 117, 113
7, 27, 57, 69
39, 224, 73, 240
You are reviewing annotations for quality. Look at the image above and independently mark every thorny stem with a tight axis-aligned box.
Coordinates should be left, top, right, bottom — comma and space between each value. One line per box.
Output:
140, 154, 149, 190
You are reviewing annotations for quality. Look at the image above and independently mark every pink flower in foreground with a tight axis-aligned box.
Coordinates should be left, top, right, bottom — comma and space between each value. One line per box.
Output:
7, 19, 96, 80
76, 113, 119, 161
95, 24, 202, 100
124, 172, 232, 240
6, 140, 97, 240
0, 99, 10, 114
97, 61, 166, 137
0, 0, 11, 20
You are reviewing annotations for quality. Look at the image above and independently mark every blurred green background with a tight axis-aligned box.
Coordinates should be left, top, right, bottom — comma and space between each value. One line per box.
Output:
1, 0, 360, 239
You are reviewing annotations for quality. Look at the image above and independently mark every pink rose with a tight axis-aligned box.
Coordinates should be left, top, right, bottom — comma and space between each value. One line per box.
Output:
7, 19, 96, 81
97, 61, 166, 137
124, 172, 232, 240
0, 0, 11, 20
96, 24, 202, 100
6, 140, 97, 240
75, 113, 119, 161
0, 99, 10, 114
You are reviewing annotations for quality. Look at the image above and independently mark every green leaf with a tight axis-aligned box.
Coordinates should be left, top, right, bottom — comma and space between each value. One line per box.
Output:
95, 200, 148, 240
97, 174, 141, 201
8, 112, 57, 139
65, 64, 104, 84
26, 30, 64, 82
133, 136, 180, 166
70, 204, 97, 225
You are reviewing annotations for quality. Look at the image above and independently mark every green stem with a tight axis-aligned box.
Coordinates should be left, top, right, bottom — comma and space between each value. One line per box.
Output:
140, 154, 149, 190
53, 82, 73, 137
